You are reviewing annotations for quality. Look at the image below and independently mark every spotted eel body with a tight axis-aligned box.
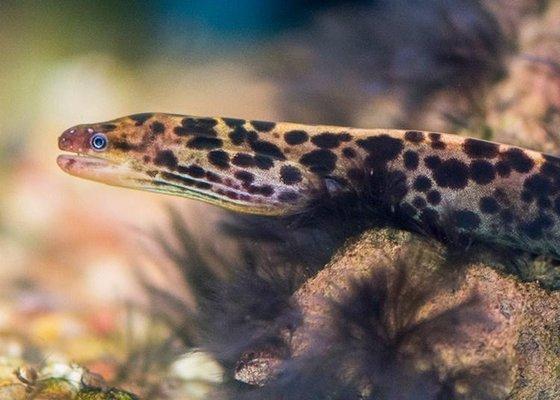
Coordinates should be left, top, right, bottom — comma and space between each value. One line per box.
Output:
58, 113, 560, 259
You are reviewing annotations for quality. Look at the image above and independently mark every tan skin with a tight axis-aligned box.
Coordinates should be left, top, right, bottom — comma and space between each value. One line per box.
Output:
58, 113, 560, 259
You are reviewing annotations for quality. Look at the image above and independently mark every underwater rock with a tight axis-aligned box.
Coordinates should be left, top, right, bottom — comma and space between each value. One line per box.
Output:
235, 228, 560, 398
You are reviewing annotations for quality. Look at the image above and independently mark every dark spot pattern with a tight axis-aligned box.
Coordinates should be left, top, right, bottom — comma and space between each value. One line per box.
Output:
232, 153, 255, 168
413, 176, 432, 192
113, 122, 165, 152
311, 132, 352, 149
429, 133, 445, 150
174, 126, 188, 136
541, 160, 560, 177
206, 171, 222, 183
523, 175, 552, 199
300, 150, 337, 175
187, 136, 223, 150
250, 140, 286, 160
463, 139, 499, 159
120, 117, 560, 258
500, 148, 534, 173
248, 184, 274, 196
181, 117, 218, 137
100, 124, 117, 131
130, 113, 153, 126
426, 190, 441, 205
404, 131, 424, 143
177, 164, 205, 178
453, 210, 481, 230
234, 170, 255, 185
495, 161, 511, 177
469, 160, 495, 185
278, 191, 299, 202
493, 188, 510, 205
251, 120, 276, 132
151, 122, 165, 134
424, 155, 442, 170
479, 197, 500, 214
522, 174, 555, 208
229, 126, 250, 145
223, 118, 245, 128
412, 196, 426, 209
342, 147, 356, 159
207, 150, 230, 169
433, 158, 469, 189
140, 128, 160, 148
154, 150, 178, 169
254, 155, 274, 170
280, 165, 303, 185
356, 135, 404, 169
246, 130, 259, 142
216, 189, 239, 200
284, 130, 309, 145
403, 151, 419, 170
370, 169, 408, 203
113, 140, 135, 152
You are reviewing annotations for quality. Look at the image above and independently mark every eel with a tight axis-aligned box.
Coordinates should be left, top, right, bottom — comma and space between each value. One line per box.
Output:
57, 113, 560, 259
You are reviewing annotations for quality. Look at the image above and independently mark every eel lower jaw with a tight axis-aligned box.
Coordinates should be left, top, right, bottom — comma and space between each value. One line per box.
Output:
56, 154, 291, 216
56, 153, 144, 187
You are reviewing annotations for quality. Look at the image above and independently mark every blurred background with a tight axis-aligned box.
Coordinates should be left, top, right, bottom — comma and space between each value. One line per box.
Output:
0, 0, 389, 394
0, 0, 559, 397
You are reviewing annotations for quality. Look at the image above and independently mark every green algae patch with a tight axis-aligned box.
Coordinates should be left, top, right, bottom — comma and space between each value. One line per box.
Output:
0, 362, 139, 400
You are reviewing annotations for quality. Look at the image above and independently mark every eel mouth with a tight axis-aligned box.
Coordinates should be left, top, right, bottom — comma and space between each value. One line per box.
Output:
56, 153, 143, 187
56, 153, 286, 215
57, 153, 113, 172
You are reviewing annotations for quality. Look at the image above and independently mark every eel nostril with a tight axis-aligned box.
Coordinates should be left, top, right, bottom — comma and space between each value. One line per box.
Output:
58, 134, 70, 149
58, 127, 78, 147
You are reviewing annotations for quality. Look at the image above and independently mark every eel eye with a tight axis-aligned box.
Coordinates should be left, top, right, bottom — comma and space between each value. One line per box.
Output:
90, 133, 108, 151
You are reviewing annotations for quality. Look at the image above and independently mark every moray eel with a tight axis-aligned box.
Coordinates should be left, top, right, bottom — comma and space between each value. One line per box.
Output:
58, 113, 560, 258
